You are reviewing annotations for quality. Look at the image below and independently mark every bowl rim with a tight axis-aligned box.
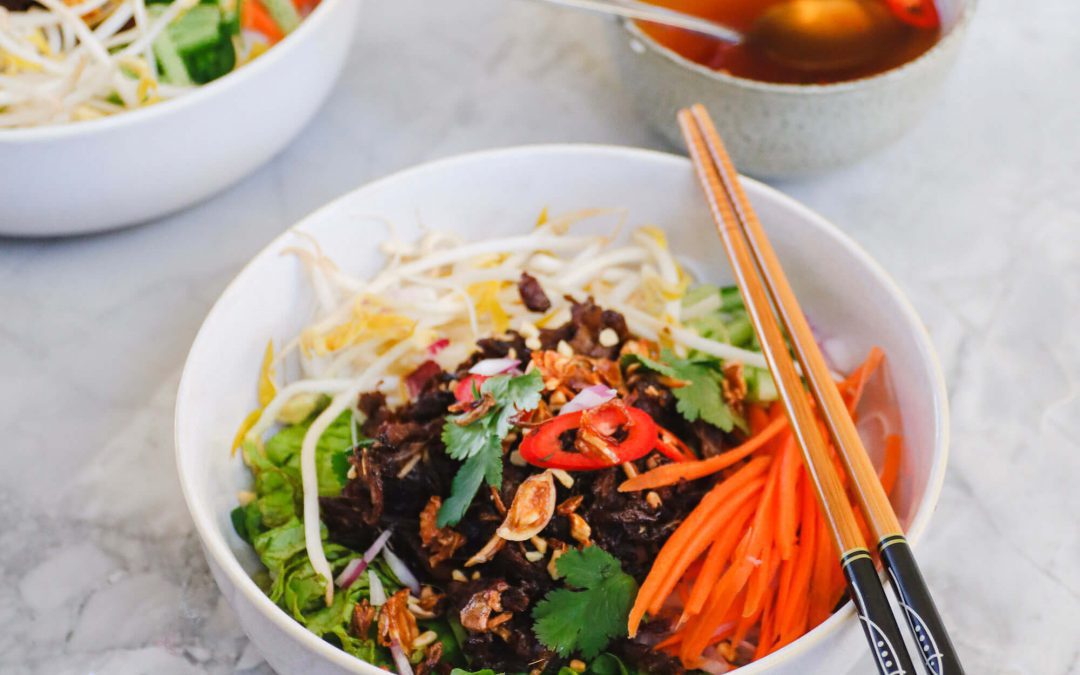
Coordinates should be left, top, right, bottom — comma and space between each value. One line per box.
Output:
0, 0, 349, 143
175, 143, 950, 674
618, 0, 977, 94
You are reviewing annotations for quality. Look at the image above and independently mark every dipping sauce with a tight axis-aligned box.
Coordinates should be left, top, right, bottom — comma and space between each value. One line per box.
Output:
637, 0, 942, 85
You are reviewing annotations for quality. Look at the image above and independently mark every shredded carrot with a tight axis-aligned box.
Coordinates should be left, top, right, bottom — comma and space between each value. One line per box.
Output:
242, 0, 284, 43
620, 415, 785, 492
628, 458, 770, 635
627, 349, 899, 670
879, 434, 902, 496
747, 402, 770, 434
775, 434, 800, 560
686, 497, 757, 615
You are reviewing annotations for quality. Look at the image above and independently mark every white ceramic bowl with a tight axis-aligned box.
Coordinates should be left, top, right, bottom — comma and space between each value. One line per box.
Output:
175, 145, 949, 674
608, 0, 976, 177
0, 0, 361, 237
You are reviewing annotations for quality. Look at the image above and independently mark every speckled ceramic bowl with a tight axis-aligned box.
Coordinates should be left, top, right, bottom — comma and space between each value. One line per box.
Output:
609, 0, 976, 177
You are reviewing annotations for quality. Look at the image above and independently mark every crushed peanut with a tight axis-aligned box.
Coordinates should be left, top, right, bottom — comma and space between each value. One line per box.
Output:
509, 450, 528, 467
598, 328, 619, 348
548, 544, 568, 579
451, 569, 468, 582
525, 336, 542, 351
556, 340, 574, 357
465, 533, 506, 567
569, 513, 592, 546
556, 494, 584, 515
570, 659, 588, 673
551, 468, 575, 488
525, 550, 544, 563
646, 491, 663, 509
530, 536, 548, 555
412, 630, 438, 650
236, 490, 255, 506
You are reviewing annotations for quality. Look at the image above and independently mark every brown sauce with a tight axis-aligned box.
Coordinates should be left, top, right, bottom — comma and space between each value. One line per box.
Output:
637, 0, 942, 85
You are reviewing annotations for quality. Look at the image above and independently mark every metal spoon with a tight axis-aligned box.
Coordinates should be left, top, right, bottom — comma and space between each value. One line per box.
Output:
520, 0, 905, 73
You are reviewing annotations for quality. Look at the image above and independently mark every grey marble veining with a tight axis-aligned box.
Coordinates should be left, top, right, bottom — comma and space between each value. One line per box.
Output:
1, 0, 1078, 673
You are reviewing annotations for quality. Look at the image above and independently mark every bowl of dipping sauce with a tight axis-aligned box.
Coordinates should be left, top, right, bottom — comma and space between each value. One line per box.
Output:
609, 0, 975, 177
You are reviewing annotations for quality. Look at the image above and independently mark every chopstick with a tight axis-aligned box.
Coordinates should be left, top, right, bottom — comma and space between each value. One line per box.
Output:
684, 104, 965, 675
678, 107, 917, 675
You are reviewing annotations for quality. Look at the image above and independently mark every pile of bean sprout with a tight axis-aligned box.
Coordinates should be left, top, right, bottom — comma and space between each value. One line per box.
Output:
244, 210, 772, 602
0, 0, 197, 127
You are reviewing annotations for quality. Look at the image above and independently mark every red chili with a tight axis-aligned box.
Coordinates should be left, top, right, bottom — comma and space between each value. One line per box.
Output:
518, 402, 659, 471
655, 426, 696, 463
453, 374, 489, 404
883, 0, 940, 29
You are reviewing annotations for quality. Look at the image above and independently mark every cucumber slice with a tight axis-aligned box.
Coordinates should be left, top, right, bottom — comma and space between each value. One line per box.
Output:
748, 368, 779, 403
153, 4, 236, 85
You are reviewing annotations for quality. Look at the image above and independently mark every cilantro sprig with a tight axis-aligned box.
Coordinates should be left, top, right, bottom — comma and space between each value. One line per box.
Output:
533, 546, 639, 659
622, 349, 740, 432
437, 370, 543, 527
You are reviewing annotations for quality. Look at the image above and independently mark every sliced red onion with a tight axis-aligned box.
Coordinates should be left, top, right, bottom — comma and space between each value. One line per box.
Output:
368, 569, 387, 606
427, 338, 450, 355
335, 529, 393, 589
334, 558, 367, 590
390, 640, 414, 675
383, 546, 421, 595
468, 357, 520, 376
560, 384, 617, 415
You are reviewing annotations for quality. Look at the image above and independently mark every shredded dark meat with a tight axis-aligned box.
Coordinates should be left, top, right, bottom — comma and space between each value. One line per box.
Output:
322, 303, 737, 672
0, 0, 37, 10
518, 272, 552, 312
540, 297, 630, 359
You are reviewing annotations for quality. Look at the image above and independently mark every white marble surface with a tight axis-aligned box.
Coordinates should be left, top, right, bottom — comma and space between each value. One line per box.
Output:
1, 0, 1078, 673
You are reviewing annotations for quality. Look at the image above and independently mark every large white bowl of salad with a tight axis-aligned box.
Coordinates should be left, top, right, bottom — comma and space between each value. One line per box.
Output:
175, 145, 949, 675
0, 0, 360, 236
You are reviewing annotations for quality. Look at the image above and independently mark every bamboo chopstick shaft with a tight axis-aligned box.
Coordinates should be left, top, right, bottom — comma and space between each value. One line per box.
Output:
688, 103, 965, 675
678, 107, 917, 675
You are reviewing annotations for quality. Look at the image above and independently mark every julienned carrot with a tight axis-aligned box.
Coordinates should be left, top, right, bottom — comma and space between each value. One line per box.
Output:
879, 434, 902, 496
681, 541, 754, 662
646, 468, 769, 617
628, 458, 771, 635
685, 497, 757, 615
841, 346, 884, 409
775, 434, 800, 560
748, 402, 770, 434
631, 349, 896, 669
619, 415, 786, 492
742, 542, 777, 618
777, 479, 818, 646
242, 0, 284, 43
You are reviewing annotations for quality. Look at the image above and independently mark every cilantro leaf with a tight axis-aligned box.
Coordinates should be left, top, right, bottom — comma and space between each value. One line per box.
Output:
533, 546, 639, 659
669, 359, 736, 432
438, 372, 541, 526
482, 369, 543, 436
622, 350, 738, 432
441, 416, 499, 461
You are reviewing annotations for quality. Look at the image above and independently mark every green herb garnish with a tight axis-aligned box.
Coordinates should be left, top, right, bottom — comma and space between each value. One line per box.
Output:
438, 370, 543, 527
533, 546, 639, 659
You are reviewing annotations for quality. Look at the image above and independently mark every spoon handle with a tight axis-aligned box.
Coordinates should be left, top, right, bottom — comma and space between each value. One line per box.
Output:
517, 0, 741, 43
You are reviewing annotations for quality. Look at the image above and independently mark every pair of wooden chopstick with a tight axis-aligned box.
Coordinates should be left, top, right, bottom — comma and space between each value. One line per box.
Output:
679, 105, 963, 675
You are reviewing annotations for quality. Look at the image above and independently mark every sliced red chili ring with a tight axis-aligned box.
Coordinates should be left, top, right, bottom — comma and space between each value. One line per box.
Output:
655, 426, 696, 463
883, 0, 940, 29
518, 402, 659, 471
453, 374, 489, 404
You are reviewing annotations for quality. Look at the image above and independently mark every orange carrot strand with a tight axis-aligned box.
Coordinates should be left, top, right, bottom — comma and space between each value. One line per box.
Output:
619, 416, 785, 492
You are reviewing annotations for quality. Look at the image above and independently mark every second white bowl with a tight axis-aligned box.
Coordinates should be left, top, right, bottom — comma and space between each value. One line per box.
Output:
0, 0, 361, 237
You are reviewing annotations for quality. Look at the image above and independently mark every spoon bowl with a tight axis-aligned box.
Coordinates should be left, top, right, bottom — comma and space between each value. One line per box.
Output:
748, 0, 908, 72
